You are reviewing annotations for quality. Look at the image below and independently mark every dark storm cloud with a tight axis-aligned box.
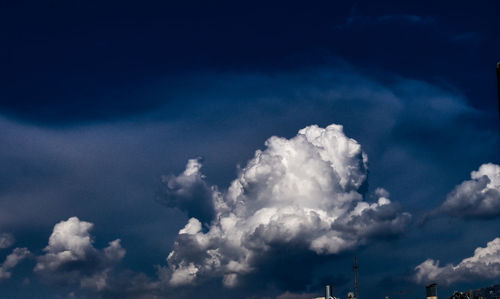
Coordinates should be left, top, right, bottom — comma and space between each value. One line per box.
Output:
2, 2, 499, 125
236, 244, 351, 295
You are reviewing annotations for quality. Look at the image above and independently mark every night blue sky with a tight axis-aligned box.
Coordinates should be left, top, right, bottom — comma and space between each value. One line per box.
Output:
0, 1, 499, 298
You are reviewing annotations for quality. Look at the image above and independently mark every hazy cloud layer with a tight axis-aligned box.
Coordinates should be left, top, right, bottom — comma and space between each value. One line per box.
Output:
415, 237, 500, 285
440, 163, 500, 219
162, 124, 411, 287
35, 217, 126, 291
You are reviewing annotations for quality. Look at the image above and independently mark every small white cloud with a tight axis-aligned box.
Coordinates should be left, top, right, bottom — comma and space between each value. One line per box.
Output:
0, 247, 30, 280
414, 237, 500, 285
157, 158, 218, 223
178, 218, 202, 235
35, 217, 126, 291
35, 216, 95, 272
104, 239, 126, 263
440, 163, 500, 219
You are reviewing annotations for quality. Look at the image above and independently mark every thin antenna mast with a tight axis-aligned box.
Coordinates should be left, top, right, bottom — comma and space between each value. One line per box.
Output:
353, 257, 359, 299
496, 62, 500, 120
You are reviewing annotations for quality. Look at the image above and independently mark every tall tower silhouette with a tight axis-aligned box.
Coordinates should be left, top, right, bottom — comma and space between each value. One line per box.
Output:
353, 257, 359, 299
496, 62, 500, 119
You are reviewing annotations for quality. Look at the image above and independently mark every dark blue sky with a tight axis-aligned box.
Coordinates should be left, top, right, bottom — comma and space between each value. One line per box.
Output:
1, 1, 499, 123
0, 1, 499, 298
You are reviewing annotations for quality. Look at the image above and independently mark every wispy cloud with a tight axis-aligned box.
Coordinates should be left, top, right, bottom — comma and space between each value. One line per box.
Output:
336, 13, 434, 30
0, 247, 30, 281
0, 233, 14, 249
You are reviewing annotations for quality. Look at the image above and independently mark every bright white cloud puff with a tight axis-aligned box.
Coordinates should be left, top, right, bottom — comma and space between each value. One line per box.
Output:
35, 217, 125, 291
440, 163, 500, 219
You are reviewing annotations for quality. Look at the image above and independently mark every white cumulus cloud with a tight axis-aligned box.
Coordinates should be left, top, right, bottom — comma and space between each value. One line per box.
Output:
440, 163, 500, 219
35, 216, 126, 291
415, 237, 500, 285
162, 124, 411, 287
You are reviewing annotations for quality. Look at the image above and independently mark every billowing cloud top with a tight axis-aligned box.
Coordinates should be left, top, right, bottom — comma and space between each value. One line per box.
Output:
162, 124, 411, 287
440, 163, 500, 219
35, 217, 126, 291
415, 237, 500, 285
